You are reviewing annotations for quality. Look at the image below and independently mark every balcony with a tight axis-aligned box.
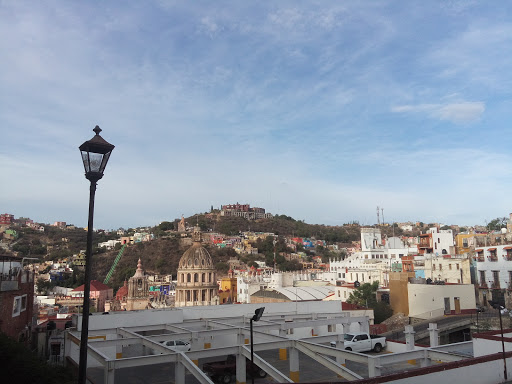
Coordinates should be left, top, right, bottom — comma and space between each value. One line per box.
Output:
491, 282, 501, 289
479, 282, 488, 289
488, 255, 498, 262
477, 255, 485, 262
505, 254, 512, 261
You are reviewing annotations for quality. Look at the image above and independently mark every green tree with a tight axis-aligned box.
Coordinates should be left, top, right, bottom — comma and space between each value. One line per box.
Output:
347, 281, 379, 307
36, 278, 55, 295
215, 262, 230, 274
157, 221, 174, 231
372, 301, 393, 324
347, 281, 393, 323
487, 217, 507, 231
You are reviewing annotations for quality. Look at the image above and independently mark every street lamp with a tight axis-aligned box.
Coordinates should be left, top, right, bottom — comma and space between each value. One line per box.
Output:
250, 307, 265, 384
78, 126, 114, 384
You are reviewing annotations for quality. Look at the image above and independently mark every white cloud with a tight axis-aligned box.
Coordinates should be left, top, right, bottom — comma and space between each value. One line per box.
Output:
391, 101, 485, 124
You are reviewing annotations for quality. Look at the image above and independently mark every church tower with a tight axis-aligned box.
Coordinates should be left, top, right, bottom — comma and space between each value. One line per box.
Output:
126, 258, 150, 310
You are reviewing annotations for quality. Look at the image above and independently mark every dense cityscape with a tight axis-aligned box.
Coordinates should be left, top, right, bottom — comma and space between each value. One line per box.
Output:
2, 206, 512, 382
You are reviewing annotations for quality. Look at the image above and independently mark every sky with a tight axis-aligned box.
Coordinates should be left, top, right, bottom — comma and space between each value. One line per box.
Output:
1, 1, 512, 230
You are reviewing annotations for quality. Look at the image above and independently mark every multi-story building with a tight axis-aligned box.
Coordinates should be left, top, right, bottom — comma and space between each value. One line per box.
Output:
402, 254, 471, 284
0, 255, 35, 344
474, 243, 512, 308
455, 232, 487, 254
418, 227, 455, 255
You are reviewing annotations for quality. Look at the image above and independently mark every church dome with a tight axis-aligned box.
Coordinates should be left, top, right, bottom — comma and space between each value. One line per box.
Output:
178, 242, 214, 269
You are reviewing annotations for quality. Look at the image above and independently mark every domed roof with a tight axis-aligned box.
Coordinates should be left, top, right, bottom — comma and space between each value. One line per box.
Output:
178, 241, 214, 269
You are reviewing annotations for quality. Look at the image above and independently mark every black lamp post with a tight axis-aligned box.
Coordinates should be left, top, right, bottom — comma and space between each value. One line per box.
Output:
78, 126, 114, 384
250, 307, 265, 384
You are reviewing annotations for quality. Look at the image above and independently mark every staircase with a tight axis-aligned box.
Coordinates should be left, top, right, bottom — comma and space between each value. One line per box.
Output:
103, 244, 127, 284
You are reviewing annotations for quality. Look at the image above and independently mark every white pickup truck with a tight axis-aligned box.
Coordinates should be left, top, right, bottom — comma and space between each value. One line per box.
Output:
331, 332, 386, 353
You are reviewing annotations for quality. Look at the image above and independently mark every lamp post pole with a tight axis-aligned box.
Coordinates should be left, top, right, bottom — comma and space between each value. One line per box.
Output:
78, 181, 97, 384
250, 317, 254, 384
498, 306, 508, 381
77, 126, 114, 384
250, 307, 265, 384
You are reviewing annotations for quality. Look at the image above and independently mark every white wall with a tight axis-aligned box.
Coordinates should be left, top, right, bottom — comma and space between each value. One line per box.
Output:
473, 332, 512, 357
408, 283, 476, 318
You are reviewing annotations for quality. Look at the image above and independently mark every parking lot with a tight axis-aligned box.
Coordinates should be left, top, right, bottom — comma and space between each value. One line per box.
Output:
87, 345, 389, 383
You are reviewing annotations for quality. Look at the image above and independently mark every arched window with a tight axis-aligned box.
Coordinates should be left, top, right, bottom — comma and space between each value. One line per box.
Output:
194, 273, 199, 282
202, 273, 205, 282
187, 273, 191, 283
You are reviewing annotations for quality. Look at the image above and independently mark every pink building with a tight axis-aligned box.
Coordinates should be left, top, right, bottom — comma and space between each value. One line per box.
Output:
71, 280, 113, 312
0, 214, 14, 226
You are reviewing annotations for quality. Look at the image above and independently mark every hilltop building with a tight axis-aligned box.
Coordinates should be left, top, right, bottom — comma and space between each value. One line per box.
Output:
220, 203, 272, 220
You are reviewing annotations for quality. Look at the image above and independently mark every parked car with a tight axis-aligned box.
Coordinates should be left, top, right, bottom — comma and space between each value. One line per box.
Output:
203, 354, 267, 383
159, 339, 191, 352
330, 332, 386, 353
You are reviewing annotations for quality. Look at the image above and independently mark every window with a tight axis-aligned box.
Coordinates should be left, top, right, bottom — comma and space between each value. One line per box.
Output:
344, 291, 347, 298
328, 324, 336, 332
480, 271, 486, 286
439, 264, 442, 270
433, 264, 436, 271
456, 264, 459, 270
12, 297, 21, 317
21, 295, 27, 311
493, 270, 500, 286
449, 264, 452, 270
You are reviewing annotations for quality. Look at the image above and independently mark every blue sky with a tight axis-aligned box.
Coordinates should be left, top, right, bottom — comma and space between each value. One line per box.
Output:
1, 1, 512, 229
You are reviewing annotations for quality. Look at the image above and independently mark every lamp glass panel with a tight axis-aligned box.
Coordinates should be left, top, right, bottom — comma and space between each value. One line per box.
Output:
99, 151, 111, 173
87, 152, 104, 173
81, 152, 90, 173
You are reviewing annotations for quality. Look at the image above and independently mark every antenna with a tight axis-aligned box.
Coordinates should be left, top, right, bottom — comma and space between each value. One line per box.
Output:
381, 207, 385, 225
376, 206, 380, 225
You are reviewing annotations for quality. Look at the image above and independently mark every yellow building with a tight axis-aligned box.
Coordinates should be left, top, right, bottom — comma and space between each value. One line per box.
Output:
455, 233, 487, 254
219, 269, 237, 304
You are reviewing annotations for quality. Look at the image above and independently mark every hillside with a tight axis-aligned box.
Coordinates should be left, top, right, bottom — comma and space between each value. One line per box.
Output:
2, 214, 371, 292
89, 236, 238, 291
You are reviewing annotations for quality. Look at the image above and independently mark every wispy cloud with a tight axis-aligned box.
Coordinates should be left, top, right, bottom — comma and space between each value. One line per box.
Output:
392, 101, 485, 124
1, 1, 511, 228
